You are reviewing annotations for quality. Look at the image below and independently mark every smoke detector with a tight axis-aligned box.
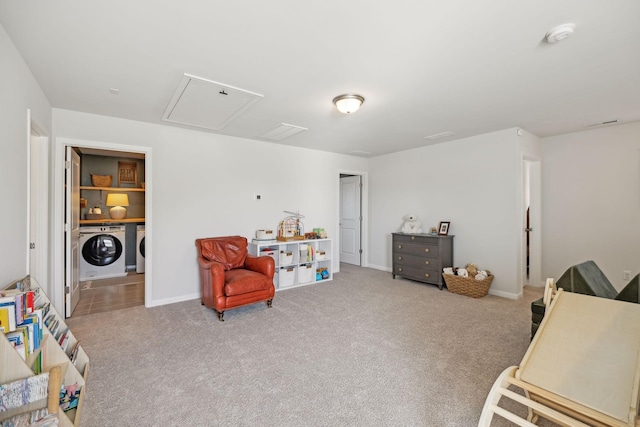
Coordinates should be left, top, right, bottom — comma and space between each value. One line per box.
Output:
545, 23, 575, 44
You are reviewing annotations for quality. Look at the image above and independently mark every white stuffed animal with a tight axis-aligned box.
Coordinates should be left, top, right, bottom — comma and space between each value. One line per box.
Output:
457, 268, 469, 278
401, 214, 423, 234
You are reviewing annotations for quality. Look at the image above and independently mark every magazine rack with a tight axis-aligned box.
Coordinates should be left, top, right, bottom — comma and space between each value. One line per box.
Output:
479, 279, 640, 426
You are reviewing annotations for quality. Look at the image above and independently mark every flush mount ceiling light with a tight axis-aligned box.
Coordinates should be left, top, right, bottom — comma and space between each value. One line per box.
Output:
545, 23, 575, 44
333, 94, 364, 114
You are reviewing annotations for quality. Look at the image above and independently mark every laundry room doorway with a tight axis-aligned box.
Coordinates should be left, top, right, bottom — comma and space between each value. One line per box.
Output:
55, 138, 151, 319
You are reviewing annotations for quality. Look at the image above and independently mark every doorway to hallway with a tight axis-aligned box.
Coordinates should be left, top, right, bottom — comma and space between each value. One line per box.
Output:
340, 174, 363, 266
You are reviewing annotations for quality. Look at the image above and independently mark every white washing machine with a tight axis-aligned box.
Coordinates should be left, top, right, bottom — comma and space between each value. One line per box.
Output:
136, 225, 145, 273
79, 226, 127, 281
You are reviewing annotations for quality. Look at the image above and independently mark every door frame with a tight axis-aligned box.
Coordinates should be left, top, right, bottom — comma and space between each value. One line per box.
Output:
337, 170, 368, 270
27, 110, 50, 292
51, 137, 152, 316
521, 157, 541, 290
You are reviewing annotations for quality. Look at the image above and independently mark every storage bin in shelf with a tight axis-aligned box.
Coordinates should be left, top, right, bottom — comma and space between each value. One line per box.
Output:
298, 264, 314, 283
259, 248, 277, 265
315, 250, 327, 261
279, 250, 294, 266
279, 267, 296, 288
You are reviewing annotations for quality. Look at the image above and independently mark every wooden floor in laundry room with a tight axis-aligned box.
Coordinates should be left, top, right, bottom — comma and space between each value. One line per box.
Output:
71, 272, 145, 317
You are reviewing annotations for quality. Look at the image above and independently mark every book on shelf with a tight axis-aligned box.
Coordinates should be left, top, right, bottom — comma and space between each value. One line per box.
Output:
60, 383, 82, 412
0, 304, 16, 333
69, 342, 80, 362
1, 290, 45, 370
5, 329, 26, 360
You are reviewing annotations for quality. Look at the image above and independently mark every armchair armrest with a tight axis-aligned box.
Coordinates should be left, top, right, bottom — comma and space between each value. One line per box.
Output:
197, 256, 226, 307
245, 255, 275, 279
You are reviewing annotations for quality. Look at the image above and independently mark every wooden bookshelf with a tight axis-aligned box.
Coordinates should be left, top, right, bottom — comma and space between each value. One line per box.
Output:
0, 277, 89, 426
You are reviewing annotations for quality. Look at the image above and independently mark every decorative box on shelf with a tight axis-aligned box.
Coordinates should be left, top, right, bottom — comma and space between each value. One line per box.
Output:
85, 213, 105, 220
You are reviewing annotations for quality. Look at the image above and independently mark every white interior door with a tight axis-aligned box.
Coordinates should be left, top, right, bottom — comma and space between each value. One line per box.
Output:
65, 147, 81, 317
340, 175, 362, 265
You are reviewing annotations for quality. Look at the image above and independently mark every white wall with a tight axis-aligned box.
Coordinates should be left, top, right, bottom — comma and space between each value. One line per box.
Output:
0, 23, 52, 287
368, 128, 525, 298
541, 121, 640, 290
52, 109, 369, 308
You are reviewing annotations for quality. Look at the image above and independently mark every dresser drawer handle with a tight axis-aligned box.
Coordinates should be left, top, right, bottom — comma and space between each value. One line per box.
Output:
398, 256, 402, 261
411, 236, 415, 240
424, 273, 430, 278
398, 267, 403, 272
424, 260, 429, 265
424, 248, 430, 253
398, 244, 402, 249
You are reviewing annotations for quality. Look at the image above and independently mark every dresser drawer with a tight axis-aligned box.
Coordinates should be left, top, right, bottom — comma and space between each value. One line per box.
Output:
393, 241, 439, 258
393, 265, 440, 284
393, 233, 441, 245
393, 252, 440, 269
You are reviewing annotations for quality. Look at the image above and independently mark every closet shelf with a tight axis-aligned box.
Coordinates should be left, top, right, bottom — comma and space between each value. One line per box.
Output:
79, 218, 145, 225
79, 186, 145, 192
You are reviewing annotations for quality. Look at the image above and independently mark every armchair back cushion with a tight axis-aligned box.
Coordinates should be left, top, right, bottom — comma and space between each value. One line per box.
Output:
199, 236, 248, 270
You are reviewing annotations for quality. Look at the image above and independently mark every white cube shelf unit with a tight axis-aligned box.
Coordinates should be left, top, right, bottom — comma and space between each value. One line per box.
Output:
248, 239, 332, 290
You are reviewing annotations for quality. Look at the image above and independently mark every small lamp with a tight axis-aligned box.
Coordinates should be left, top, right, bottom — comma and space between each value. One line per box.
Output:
106, 193, 129, 220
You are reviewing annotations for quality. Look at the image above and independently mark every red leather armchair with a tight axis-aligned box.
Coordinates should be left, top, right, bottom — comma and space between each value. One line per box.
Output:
196, 236, 275, 321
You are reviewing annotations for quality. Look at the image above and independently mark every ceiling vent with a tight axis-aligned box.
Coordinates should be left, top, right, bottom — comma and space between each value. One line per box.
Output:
424, 131, 454, 140
162, 73, 263, 131
260, 123, 308, 141
585, 119, 618, 128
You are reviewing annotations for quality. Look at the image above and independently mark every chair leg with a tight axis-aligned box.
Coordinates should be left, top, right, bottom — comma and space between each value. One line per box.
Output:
217, 310, 224, 321
267, 299, 273, 308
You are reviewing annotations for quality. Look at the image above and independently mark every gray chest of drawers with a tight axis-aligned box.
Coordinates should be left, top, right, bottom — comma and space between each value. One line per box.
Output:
391, 233, 454, 289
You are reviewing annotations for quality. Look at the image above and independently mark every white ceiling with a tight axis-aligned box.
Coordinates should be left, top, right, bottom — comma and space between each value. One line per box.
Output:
1, 1, 639, 157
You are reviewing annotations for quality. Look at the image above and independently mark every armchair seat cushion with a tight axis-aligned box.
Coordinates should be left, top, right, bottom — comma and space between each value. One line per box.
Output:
225, 269, 273, 296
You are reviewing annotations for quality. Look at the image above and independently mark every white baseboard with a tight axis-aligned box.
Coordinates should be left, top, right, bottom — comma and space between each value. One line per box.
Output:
488, 289, 521, 300
367, 264, 391, 272
147, 292, 200, 308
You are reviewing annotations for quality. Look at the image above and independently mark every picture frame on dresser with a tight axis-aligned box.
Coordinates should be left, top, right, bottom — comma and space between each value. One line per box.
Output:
438, 221, 450, 236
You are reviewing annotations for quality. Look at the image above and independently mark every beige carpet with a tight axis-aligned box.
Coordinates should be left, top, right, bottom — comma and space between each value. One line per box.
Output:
67, 264, 546, 426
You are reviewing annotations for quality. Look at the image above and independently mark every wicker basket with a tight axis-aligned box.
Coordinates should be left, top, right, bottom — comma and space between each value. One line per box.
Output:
442, 273, 494, 298
91, 174, 112, 187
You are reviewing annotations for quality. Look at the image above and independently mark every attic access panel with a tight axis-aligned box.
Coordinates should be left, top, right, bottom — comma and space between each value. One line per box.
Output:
162, 73, 263, 131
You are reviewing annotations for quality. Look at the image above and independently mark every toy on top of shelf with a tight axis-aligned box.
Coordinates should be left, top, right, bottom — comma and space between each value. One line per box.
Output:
277, 210, 305, 241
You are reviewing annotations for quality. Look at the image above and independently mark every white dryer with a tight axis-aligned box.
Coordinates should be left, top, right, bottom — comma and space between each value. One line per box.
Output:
79, 226, 127, 281
136, 225, 145, 273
